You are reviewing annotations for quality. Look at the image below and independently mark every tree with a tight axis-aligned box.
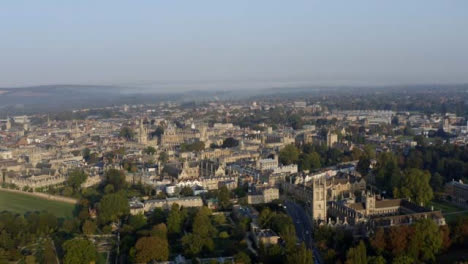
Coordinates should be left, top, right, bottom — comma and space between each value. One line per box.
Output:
217, 185, 231, 210
167, 204, 184, 234
62, 238, 97, 264
151, 223, 168, 239
299, 151, 321, 171
345, 240, 367, 264
38, 241, 57, 264
192, 207, 216, 238
82, 220, 97, 235
279, 144, 300, 165
219, 231, 229, 239
386, 226, 410, 256
430, 172, 444, 193
394, 168, 433, 205
134, 236, 169, 263
151, 126, 164, 139
288, 114, 303, 130
368, 256, 386, 264
119, 126, 134, 140
213, 214, 226, 225
180, 141, 205, 152
181, 233, 204, 256
234, 251, 251, 264
179, 186, 194, 196
374, 152, 402, 195
67, 169, 87, 192
286, 243, 313, 264
258, 208, 274, 228
98, 192, 130, 224
129, 213, 147, 230
82, 148, 91, 162
182, 206, 217, 255
222, 137, 239, 148
408, 219, 442, 262
158, 152, 169, 164
370, 228, 386, 254
392, 255, 414, 264
356, 156, 371, 176
104, 169, 127, 191
451, 216, 468, 245
143, 146, 156, 155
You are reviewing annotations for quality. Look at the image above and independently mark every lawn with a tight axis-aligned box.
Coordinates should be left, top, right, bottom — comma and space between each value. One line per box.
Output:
0, 189, 75, 218
428, 200, 468, 223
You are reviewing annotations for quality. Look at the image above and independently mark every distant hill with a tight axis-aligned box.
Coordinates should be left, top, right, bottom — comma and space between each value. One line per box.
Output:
0, 85, 178, 114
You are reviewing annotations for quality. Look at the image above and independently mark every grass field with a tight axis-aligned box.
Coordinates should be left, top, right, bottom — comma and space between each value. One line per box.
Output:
428, 200, 468, 223
0, 189, 75, 218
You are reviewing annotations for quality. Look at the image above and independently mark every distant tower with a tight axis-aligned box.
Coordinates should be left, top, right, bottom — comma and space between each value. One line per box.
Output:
364, 192, 376, 216
312, 178, 327, 222
5, 117, 11, 130
326, 131, 337, 147
138, 118, 148, 144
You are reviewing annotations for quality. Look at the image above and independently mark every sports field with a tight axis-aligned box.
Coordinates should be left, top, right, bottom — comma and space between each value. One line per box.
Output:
0, 189, 75, 218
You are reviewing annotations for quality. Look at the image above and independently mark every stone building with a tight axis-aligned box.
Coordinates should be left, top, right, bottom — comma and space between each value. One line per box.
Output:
445, 179, 468, 205
247, 188, 280, 204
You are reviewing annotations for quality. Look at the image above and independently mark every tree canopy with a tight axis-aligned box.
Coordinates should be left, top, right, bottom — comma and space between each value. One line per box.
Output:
62, 238, 98, 264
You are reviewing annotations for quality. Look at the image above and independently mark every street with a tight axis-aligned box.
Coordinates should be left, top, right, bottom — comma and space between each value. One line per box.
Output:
284, 200, 322, 264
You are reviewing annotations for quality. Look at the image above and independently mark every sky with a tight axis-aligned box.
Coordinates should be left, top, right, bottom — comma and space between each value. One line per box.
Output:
1, 0, 467, 90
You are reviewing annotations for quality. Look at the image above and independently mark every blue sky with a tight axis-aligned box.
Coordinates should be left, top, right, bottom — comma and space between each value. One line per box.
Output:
1, 0, 467, 89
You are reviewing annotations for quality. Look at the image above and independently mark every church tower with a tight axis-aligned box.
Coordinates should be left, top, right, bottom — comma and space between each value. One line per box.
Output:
138, 118, 148, 144
312, 178, 327, 222
364, 192, 376, 216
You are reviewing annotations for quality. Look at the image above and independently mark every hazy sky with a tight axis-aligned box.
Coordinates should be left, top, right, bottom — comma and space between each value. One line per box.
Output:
1, 0, 467, 89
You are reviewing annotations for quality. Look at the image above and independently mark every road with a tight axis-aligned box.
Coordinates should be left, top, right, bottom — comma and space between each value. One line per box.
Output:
284, 200, 322, 264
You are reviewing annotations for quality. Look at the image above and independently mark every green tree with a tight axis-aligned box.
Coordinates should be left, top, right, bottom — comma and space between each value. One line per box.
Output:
286, 243, 313, 264
391, 255, 413, 264
279, 144, 300, 165
158, 152, 169, 164
151, 223, 168, 239
408, 219, 442, 262
151, 126, 164, 139
134, 236, 169, 263
180, 141, 205, 152
394, 168, 433, 205
38, 241, 57, 264
179, 186, 194, 196
258, 208, 275, 228
104, 169, 127, 191
128, 213, 147, 230
167, 204, 184, 234
374, 152, 402, 195
345, 240, 367, 264
368, 256, 386, 264
234, 251, 251, 264
217, 185, 231, 210
143, 146, 156, 155
222, 137, 239, 148
67, 169, 88, 192
62, 238, 97, 264
82, 148, 91, 162
98, 192, 130, 224
82, 220, 97, 235
356, 156, 371, 176
119, 126, 134, 140
299, 151, 321, 171
181, 233, 204, 256
288, 114, 303, 130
